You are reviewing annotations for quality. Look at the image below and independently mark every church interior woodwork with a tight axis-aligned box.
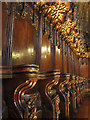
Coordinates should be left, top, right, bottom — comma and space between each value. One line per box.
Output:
1, 1, 90, 120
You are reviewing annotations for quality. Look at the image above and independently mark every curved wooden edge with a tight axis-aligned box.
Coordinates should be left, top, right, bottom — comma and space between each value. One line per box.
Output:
14, 77, 42, 119
38, 70, 61, 80
1, 64, 88, 80
0, 66, 12, 79
0, 64, 39, 79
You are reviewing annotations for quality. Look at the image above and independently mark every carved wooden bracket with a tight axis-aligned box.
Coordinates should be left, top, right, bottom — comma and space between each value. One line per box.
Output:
14, 78, 42, 119
76, 76, 80, 107
45, 77, 60, 120
59, 77, 70, 119
70, 76, 77, 111
13, 64, 42, 119
78, 77, 87, 102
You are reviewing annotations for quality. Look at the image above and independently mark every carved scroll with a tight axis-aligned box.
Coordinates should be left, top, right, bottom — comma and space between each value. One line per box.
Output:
76, 76, 80, 107
59, 79, 70, 119
45, 77, 60, 120
78, 77, 87, 102
14, 78, 42, 119
70, 76, 77, 111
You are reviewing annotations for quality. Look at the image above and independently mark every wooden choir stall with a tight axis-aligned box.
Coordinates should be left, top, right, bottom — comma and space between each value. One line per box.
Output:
1, 2, 89, 120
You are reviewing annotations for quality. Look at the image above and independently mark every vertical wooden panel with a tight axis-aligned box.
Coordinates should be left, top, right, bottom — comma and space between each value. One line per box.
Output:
61, 40, 64, 73
60, 38, 63, 73
63, 41, 67, 74
40, 23, 56, 72
40, 16, 55, 72
67, 45, 69, 73
74, 55, 76, 75
0, 2, 2, 66
0, 2, 2, 116
70, 51, 73, 75
2, 3, 14, 66
78, 58, 80, 76
56, 45, 61, 70
55, 33, 61, 70
68, 47, 71, 74
76, 57, 79, 76
88, 58, 90, 78
40, 33, 53, 72
77, 57, 80, 76
2, 3, 7, 59
52, 29, 56, 70
12, 18, 36, 65
72, 52, 74, 75
75, 55, 79, 76
73, 54, 75, 76
80, 58, 88, 77
36, 15, 42, 69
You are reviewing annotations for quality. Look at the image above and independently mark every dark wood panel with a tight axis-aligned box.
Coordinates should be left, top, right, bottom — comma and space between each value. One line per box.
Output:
88, 58, 90, 78
56, 45, 61, 70
60, 40, 64, 73
76, 57, 79, 76
67, 45, 69, 73
60, 50, 63, 72
2, 3, 7, 57
80, 58, 88, 77
40, 33, 54, 72
68, 48, 71, 74
12, 18, 36, 65
75, 55, 77, 75
2, 3, 14, 66
63, 41, 67, 74
0, 2, 2, 66
72, 52, 74, 75
71, 96, 89, 119
54, 31, 61, 70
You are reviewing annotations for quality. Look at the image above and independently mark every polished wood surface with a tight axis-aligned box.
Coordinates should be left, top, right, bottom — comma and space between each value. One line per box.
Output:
79, 58, 88, 77
63, 41, 67, 74
68, 47, 72, 74
71, 95, 89, 119
0, 66, 12, 79
38, 70, 61, 119
2, 3, 89, 120
0, 2, 2, 66
2, 3, 14, 66
56, 45, 61, 70
41, 33, 54, 72
2, 65, 39, 119
71, 52, 74, 75
60, 38, 63, 72
2, 3, 89, 76
12, 18, 36, 65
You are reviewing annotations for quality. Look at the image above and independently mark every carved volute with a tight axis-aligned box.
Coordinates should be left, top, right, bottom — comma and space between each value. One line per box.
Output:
45, 71, 60, 120
59, 74, 70, 119
14, 64, 42, 119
